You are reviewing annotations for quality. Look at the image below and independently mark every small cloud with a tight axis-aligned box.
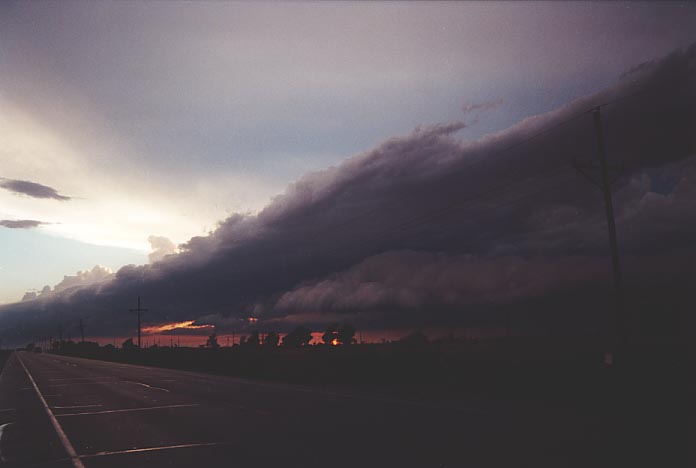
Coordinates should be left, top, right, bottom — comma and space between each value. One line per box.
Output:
413, 121, 467, 136
53, 265, 113, 294
0, 178, 71, 201
148, 235, 178, 263
0, 219, 47, 229
461, 99, 503, 126
21, 291, 38, 302
461, 99, 503, 115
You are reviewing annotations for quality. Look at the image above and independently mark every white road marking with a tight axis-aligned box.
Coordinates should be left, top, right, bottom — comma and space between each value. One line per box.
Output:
57, 403, 198, 417
53, 405, 103, 409
0, 422, 11, 462
34, 382, 116, 388
45, 442, 230, 465
48, 377, 116, 382
82, 442, 228, 458
16, 353, 85, 468
124, 380, 170, 392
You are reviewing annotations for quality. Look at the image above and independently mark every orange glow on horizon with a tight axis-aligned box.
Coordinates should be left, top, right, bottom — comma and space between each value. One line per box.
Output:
142, 320, 214, 335
331, 338, 339, 346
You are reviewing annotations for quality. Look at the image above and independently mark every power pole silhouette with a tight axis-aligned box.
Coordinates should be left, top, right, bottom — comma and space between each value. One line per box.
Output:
78, 318, 85, 343
574, 107, 626, 364
129, 296, 148, 349
58, 311, 64, 343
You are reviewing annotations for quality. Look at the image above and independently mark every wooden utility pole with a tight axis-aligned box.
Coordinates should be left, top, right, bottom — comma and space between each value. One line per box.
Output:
129, 296, 148, 349
574, 107, 626, 364
78, 318, 85, 343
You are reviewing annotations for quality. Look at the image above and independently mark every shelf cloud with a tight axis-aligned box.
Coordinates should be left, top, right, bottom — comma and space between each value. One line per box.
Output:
0, 44, 694, 343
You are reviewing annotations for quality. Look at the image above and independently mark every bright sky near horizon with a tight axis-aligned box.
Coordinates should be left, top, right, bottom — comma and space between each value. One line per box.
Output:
1, 1, 695, 304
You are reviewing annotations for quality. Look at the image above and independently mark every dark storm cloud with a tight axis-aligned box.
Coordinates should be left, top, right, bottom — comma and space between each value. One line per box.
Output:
0, 45, 694, 343
0, 219, 47, 229
273, 252, 608, 313
0, 178, 71, 201
268, 249, 694, 330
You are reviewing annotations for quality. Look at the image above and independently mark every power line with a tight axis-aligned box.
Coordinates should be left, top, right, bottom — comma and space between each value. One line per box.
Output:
575, 107, 626, 366
129, 296, 148, 349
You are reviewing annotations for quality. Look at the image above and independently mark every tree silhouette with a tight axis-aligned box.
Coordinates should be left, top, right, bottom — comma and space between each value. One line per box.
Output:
322, 323, 355, 345
121, 338, 136, 349
322, 323, 339, 345
206, 333, 220, 349
242, 331, 260, 347
399, 331, 429, 349
264, 331, 280, 347
282, 326, 313, 347
337, 324, 356, 345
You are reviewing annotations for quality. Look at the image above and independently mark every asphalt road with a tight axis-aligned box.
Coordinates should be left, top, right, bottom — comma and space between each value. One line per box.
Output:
0, 351, 604, 467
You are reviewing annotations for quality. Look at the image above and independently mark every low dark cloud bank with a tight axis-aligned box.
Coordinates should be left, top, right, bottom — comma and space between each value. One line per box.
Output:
1, 45, 694, 344
0, 178, 71, 201
0, 219, 46, 229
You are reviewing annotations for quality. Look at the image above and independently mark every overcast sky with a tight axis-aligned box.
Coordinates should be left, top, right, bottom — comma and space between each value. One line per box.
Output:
0, 2, 694, 342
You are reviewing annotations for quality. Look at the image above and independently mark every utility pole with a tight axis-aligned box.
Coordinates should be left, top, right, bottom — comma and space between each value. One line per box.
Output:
574, 107, 626, 365
78, 318, 85, 343
129, 296, 149, 349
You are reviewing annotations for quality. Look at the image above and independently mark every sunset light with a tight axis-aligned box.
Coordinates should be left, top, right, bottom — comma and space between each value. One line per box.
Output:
142, 320, 213, 335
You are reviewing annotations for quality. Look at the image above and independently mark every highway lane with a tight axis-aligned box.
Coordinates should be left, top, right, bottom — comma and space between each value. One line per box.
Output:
0, 351, 598, 467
